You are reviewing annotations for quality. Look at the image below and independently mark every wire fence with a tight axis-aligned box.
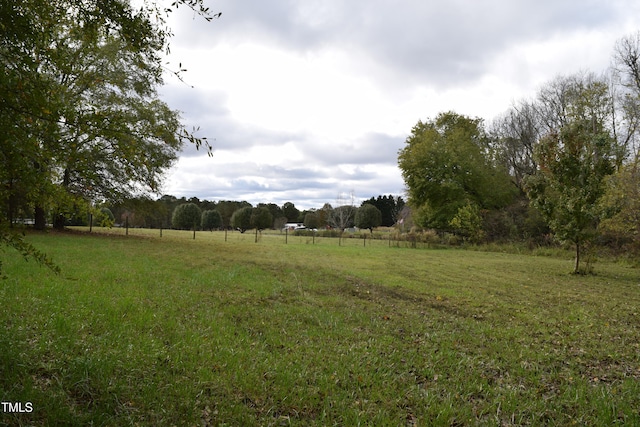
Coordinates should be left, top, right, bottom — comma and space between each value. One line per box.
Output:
72, 226, 444, 250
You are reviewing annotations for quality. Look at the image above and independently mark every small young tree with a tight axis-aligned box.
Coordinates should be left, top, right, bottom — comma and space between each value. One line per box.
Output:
201, 209, 222, 231
94, 207, 115, 228
449, 202, 484, 243
172, 203, 201, 230
355, 203, 382, 233
526, 119, 616, 273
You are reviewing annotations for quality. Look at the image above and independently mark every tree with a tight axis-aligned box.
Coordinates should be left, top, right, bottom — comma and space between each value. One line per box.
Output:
258, 203, 283, 228
449, 202, 484, 242
612, 31, 640, 162
303, 211, 320, 229
0, 0, 216, 272
491, 101, 540, 191
3, 2, 211, 230
319, 203, 333, 228
599, 164, 640, 251
355, 204, 382, 233
525, 78, 617, 273
251, 207, 273, 231
201, 210, 222, 231
361, 195, 405, 226
94, 207, 115, 228
282, 202, 300, 222
230, 207, 253, 233
172, 203, 201, 230
398, 112, 516, 231
217, 201, 252, 228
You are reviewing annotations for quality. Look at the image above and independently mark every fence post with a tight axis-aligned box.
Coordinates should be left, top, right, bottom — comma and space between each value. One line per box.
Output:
89, 213, 93, 233
285, 228, 288, 244
125, 216, 129, 236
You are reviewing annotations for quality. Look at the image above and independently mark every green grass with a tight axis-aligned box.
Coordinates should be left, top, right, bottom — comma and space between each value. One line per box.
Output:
1, 228, 639, 426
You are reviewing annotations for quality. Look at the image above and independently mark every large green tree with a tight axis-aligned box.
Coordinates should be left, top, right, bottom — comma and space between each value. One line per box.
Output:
0, 0, 215, 272
398, 112, 516, 232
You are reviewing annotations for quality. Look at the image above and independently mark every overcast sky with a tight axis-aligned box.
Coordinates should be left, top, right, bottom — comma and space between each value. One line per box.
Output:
158, 0, 640, 210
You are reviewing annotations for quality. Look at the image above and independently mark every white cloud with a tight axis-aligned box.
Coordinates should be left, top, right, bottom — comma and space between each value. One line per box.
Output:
158, 0, 640, 210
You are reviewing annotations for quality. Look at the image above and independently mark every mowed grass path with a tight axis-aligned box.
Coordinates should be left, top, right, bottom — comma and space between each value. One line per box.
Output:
1, 229, 639, 426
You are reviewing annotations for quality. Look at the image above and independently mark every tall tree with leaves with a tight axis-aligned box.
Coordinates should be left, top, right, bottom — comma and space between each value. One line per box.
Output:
398, 112, 516, 232
0, 0, 216, 273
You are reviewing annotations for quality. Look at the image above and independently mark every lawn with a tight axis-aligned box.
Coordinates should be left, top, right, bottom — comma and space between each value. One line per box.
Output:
1, 228, 639, 426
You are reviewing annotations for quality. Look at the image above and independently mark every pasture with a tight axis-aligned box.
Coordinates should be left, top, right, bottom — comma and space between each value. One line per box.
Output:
1, 228, 639, 426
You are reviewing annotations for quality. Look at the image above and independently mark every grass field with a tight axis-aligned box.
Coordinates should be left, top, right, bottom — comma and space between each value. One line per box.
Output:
1, 228, 639, 426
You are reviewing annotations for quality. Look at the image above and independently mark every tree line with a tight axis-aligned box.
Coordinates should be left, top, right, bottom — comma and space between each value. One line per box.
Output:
88, 194, 405, 234
399, 32, 640, 272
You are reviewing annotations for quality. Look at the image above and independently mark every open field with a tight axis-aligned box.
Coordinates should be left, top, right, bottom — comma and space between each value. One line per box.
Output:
1, 228, 639, 426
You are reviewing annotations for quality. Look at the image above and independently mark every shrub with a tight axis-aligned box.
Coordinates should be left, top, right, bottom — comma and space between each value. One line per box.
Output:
94, 207, 115, 228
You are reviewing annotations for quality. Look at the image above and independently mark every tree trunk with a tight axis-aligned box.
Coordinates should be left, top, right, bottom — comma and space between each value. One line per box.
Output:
574, 240, 581, 274
34, 206, 46, 230
53, 213, 66, 230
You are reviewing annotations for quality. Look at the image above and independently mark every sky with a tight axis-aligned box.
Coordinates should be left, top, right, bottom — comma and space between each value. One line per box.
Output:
158, 0, 640, 210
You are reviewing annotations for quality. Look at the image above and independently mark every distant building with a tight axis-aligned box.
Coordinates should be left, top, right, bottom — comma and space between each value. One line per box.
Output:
282, 223, 304, 231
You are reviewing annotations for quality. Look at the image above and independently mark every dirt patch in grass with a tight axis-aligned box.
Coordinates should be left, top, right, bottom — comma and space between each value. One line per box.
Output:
313, 275, 479, 321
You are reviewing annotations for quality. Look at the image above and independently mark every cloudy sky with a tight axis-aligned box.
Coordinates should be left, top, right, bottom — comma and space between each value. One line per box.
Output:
158, 0, 640, 210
